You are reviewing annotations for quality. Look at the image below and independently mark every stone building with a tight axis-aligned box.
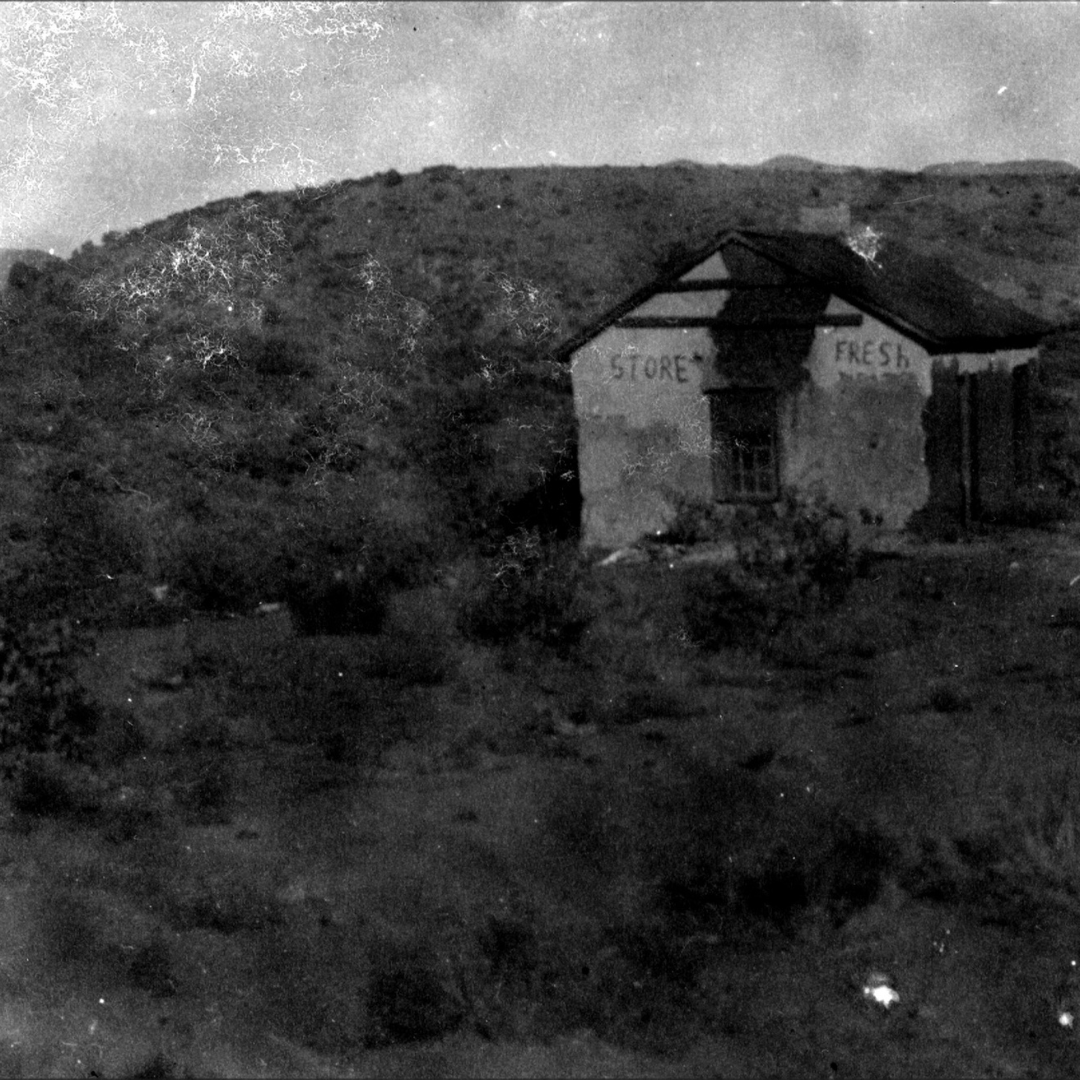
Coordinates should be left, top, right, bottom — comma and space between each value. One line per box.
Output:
562, 215, 1052, 549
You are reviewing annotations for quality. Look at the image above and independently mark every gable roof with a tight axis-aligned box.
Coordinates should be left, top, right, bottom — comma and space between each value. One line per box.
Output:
558, 228, 1054, 359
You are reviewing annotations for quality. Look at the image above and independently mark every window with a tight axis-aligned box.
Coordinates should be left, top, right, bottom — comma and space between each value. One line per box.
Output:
710, 388, 779, 501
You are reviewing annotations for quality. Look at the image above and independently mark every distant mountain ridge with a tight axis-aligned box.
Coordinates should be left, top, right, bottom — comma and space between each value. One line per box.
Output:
754, 155, 1080, 177
921, 159, 1079, 176
756, 155, 849, 173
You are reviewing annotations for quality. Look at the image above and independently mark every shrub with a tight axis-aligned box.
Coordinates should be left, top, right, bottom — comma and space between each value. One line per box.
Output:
658, 495, 735, 545
285, 565, 389, 636
421, 164, 458, 181
0, 616, 97, 775
366, 934, 467, 1046
928, 684, 974, 714
119, 1051, 179, 1079
365, 626, 456, 685
178, 756, 235, 825
459, 530, 594, 652
235, 329, 313, 378
127, 936, 176, 998
10, 753, 84, 815
496, 470, 581, 541
168, 875, 282, 935
284, 522, 437, 637
6, 475, 148, 623
681, 492, 856, 652
170, 531, 279, 614
1011, 763, 1080, 890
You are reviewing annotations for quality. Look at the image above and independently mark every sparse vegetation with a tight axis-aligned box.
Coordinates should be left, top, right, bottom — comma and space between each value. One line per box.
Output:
459, 528, 595, 653
0, 616, 97, 774
679, 492, 856, 652
0, 162, 1078, 1076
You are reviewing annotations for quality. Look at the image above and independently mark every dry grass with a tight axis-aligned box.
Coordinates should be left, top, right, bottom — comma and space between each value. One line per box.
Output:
2, 159, 1080, 1074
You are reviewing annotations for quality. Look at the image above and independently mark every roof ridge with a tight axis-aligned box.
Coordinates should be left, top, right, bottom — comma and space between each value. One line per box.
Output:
556, 227, 1054, 360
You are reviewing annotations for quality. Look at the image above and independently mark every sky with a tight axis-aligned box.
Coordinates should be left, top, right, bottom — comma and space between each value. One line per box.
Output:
2, 1, 1079, 255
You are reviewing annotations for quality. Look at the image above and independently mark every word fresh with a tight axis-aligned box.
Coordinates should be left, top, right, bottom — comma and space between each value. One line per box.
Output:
834, 338, 913, 371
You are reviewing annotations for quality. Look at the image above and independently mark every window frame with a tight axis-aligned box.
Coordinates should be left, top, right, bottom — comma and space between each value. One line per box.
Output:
709, 387, 781, 503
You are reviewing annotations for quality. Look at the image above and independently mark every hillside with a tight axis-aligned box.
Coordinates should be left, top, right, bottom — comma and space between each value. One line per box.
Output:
1, 162, 1080, 625
757, 155, 850, 173
922, 159, 1080, 177
6, 164, 1080, 1077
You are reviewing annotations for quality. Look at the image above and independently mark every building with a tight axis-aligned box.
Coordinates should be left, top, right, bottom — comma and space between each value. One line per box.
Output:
562, 214, 1052, 550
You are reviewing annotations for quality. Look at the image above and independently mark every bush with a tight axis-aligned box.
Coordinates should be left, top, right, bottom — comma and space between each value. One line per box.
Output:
681, 492, 855, 652
657, 496, 736, 545
286, 565, 389, 636
459, 530, 594, 653
406, 380, 501, 536
365, 626, 456, 685
10, 753, 84, 815
238, 330, 313, 379
495, 435, 581, 541
6, 475, 148, 623
284, 522, 438, 637
178, 755, 235, 825
366, 934, 467, 1046
928, 684, 974, 714
0, 616, 97, 776
170, 530, 281, 614
421, 164, 458, 181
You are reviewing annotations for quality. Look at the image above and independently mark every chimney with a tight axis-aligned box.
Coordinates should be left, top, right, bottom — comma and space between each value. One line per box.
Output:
797, 203, 851, 234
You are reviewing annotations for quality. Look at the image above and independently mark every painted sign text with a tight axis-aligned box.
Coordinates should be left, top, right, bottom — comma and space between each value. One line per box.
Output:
834, 338, 911, 372
610, 353, 698, 383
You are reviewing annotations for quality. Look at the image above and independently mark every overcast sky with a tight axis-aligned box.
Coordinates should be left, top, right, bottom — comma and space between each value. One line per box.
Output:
2, 1, 1078, 255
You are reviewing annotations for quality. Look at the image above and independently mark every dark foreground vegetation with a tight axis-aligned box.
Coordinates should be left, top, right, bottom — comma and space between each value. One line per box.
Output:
5, 525, 1080, 1077
0, 162, 1080, 1074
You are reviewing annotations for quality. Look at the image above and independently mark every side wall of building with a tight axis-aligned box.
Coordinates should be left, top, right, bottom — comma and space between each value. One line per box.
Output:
573, 325, 715, 548
572, 256, 728, 549
571, 262, 1038, 548
783, 299, 933, 529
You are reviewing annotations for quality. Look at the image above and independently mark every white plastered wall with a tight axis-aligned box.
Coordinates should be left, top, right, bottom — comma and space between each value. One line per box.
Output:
571, 254, 729, 549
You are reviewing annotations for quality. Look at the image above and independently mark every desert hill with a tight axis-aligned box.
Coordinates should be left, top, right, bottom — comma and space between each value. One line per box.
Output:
756, 154, 850, 172
922, 159, 1080, 176
1, 161, 1080, 623
5, 160, 1080, 1078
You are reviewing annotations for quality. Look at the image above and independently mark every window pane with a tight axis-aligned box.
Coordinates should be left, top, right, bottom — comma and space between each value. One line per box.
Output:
710, 389, 779, 501
731, 429, 776, 497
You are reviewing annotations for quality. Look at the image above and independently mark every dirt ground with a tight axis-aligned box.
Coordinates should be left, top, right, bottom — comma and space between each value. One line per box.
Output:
5, 527, 1080, 1077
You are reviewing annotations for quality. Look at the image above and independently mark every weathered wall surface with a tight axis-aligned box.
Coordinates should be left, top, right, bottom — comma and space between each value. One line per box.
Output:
572, 253, 730, 548
572, 251, 1038, 547
788, 303, 1036, 528
786, 299, 933, 528
573, 325, 715, 548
